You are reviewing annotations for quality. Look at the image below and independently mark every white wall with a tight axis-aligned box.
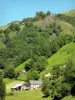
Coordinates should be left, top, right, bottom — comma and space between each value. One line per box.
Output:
30, 84, 41, 89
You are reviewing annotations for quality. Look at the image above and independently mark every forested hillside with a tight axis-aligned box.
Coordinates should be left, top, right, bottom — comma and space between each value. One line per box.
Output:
0, 10, 75, 79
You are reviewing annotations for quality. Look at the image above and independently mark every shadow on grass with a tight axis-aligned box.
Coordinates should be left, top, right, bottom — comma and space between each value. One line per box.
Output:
42, 95, 49, 98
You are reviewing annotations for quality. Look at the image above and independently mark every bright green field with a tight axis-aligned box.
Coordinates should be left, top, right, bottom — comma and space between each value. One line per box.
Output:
6, 88, 75, 100
40, 42, 75, 78
6, 89, 51, 100
62, 95, 75, 100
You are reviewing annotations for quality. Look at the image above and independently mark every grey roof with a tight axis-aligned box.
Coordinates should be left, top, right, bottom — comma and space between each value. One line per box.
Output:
29, 80, 42, 85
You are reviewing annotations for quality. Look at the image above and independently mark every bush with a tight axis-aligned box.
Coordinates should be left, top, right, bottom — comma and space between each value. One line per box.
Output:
9, 23, 20, 31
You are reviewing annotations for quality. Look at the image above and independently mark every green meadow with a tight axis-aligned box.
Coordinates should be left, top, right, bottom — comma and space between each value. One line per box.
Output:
6, 89, 51, 100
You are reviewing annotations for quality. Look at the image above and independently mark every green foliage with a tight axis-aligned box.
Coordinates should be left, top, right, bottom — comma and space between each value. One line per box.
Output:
35, 11, 46, 20
4, 65, 16, 79
56, 14, 75, 27
0, 29, 4, 34
25, 56, 48, 80
47, 11, 51, 16
42, 59, 75, 100
27, 70, 39, 80
25, 56, 48, 72
64, 60, 75, 89
4, 28, 11, 34
42, 78, 50, 97
50, 40, 59, 54
8, 23, 20, 31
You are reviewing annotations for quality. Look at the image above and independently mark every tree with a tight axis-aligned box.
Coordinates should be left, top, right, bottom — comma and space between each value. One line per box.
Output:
47, 11, 51, 16
4, 28, 11, 34
33, 56, 48, 72
9, 23, 20, 31
52, 65, 61, 79
25, 59, 34, 71
50, 41, 59, 54
31, 70, 39, 80
25, 21, 33, 27
0, 72, 6, 100
4, 65, 16, 79
64, 59, 75, 84
26, 70, 39, 81
42, 78, 50, 97
35, 11, 46, 19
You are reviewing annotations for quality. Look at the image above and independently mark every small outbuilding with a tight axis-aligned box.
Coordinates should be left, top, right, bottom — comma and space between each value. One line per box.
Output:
11, 84, 26, 91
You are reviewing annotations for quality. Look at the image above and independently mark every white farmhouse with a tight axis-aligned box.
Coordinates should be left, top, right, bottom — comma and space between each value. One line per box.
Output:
29, 80, 42, 90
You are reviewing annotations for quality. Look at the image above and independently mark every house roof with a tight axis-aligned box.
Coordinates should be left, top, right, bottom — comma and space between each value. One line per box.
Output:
29, 80, 42, 85
12, 84, 23, 89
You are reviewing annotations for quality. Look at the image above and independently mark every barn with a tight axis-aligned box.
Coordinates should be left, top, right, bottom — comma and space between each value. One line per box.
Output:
11, 84, 27, 91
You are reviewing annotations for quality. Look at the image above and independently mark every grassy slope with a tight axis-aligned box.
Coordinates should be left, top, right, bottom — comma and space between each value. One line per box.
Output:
56, 20, 74, 34
15, 59, 31, 81
62, 95, 75, 100
34, 16, 74, 35
16, 42, 75, 79
64, 9, 75, 17
40, 42, 75, 79
15, 59, 30, 72
34, 16, 54, 28
6, 89, 51, 100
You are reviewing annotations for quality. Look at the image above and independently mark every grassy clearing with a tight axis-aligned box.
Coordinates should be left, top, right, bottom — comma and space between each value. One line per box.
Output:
56, 20, 74, 34
40, 42, 75, 79
33, 16, 54, 28
15, 59, 31, 81
8, 31, 16, 38
34, 16, 74, 34
6, 89, 51, 100
17, 72, 27, 81
15, 61, 26, 72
